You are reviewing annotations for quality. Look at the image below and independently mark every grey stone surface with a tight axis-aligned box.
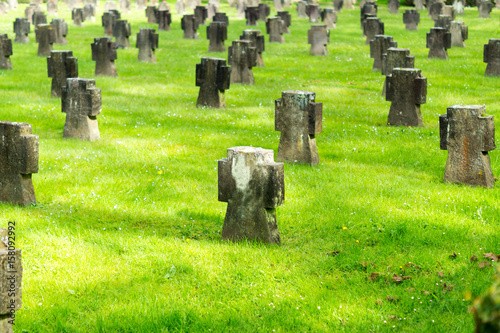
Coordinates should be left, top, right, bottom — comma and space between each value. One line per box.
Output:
274, 0, 283, 11
308, 25, 329, 56
296, 1, 306, 18
321, 8, 337, 29
112, 19, 131, 47
196, 57, 230, 108
360, 1, 377, 28
213, 12, 228, 25
102, 10, 120, 36
91, 37, 118, 76
236, 0, 246, 18
258, 3, 270, 21
32, 11, 46, 29
277, 11, 291, 34
388, 0, 399, 13
0, 121, 38, 206
381, 47, 414, 96
47, 0, 57, 15
306, 3, 320, 23
333, 0, 343, 11
207, 21, 226, 52
146, 6, 158, 24
240, 29, 265, 67
434, 14, 451, 31
156, 10, 171, 31
24, 4, 40, 25
218, 146, 284, 244
452, 0, 464, 14
72, 8, 84, 26
370, 35, 396, 71
403, 9, 419, 30
0, 231, 22, 317
175, 0, 184, 14
275, 90, 322, 166
35, 23, 55, 57
478, 0, 493, 18
207, 2, 218, 21
363, 17, 384, 45
266, 16, 285, 43
228, 40, 256, 84
484, 39, 500, 76
440, 105, 495, 187
428, 1, 443, 21
83, 4, 95, 22
51, 18, 68, 44
194, 5, 208, 24
0, 34, 12, 70
13, 18, 30, 43
119, 0, 131, 13
0, 315, 14, 333
426, 27, 451, 59
47, 50, 78, 97
450, 21, 467, 47
136, 28, 158, 62
442, 5, 456, 20
414, 0, 425, 10
61, 78, 102, 141
181, 15, 199, 39
386, 68, 426, 127
344, 0, 354, 10
245, 6, 259, 25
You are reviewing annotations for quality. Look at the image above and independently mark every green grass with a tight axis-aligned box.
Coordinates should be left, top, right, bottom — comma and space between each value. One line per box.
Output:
1, 1, 500, 331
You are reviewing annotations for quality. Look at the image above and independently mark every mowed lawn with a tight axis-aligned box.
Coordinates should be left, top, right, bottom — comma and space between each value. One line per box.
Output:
1, 0, 500, 331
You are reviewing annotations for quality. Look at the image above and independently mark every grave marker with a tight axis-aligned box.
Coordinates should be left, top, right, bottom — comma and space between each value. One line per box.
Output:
321, 8, 337, 29
266, 16, 285, 43
308, 25, 329, 56
277, 11, 291, 34
228, 40, 256, 84
0, 35, 12, 70
113, 19, 131, 48
370, 35, 397, 71
240, 29, 265, 67
13, 18, 30, 43
194, 6, 208, 24
35, 23, 55, 57
47, 50, 78, 97
195, 57, 231, 108
450, 21, 467, 47
363, 17, 384, 45
245, 6, 259, 25
427, 27, 451, 59
207, 21, 227, 52
72, 8, 85, 27
136, 28, 158, 62
91, 37, 118, 76
156, 10, 171, 31
484, 39, 500, 76
181, 14, 199, 39
381, 47, 414, 95
51, 18, 68, 44
403, 10, 419, 30
306, 3, 320, 23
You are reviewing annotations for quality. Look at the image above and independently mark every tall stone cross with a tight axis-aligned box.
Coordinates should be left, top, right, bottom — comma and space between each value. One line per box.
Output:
426, 27, 451, 59
0, 34, 13, 70
0, 121, 39, 206
72, 8, 85, 27
228, 40, 256, 84
156, 10, 171, 30
363, 17, 384, 45
266, 17, 285, 43
440, 105, 495, 187
207, 21, 227, 52
308, 25, 329, 56
275, 90, 322, 166
240, 29, 265, 67
91, 37, 118, 76
51, 18, 68, 44
181, 14, 199, 39
403, 9, 419, 30
195, 57, 230, 108
484, 39, 500, 76
321, 8, 337, 29
218, 146, 284, 244
370, 34, 396, 71
381, 47, 414, 96
13, 18, 30, 43
136, 28, 158, 62
35, 23, 55, 57
112, 19, 131, 47
47, 50, 78, 97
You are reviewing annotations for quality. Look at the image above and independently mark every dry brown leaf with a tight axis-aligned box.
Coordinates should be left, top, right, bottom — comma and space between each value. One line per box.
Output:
386, 295, 399, 303
423, 290, 431, 295
470, 255, 478, 262
479, 261, 491, 269
483, 253, 498, 261
443, 283, 454, 291
326, 251, 340, 256
375, 299, 383, 305
402, 276, 412, 280
389, 315, 397, 321
392, 274, 402, 283
449, 252, 457, 259
437, 271, 444, 278
368, 272, 380, 281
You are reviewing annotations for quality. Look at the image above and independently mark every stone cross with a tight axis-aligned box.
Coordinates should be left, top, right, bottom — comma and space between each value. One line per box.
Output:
484, 39, 500, 76
386, 68, 426, 127
156, 10, 171, 31
176, 0, 184, 14
32, 11, 46, 29
403, 9, 419, 30
113, 19, 131, 48
61, 78, 102, 141
306, 3, 320, 23
388, 0, 399, 13
426, 27, 451, 59
381, 47, 414, 96
104, 1, 117, 11
137, 0, 146, 10
452, 0, 464, 14
47, 0, 57, 15
414, 0, 425, 10
275, 90, 322, 166
442, 5, 456, 19
207, 21, 227, 52
120, 0, 131, 13
333, 0, 343, 11
308, 25, 329, 56
344, 0, 354, 9
159, 0, 169, 10
83, 4, 95, 22
370, 35, 397, 71
24, 4, 39, 25
478, 1, 493, 18
213, 12, 229, 26
236, 0, 246, 19
196, 57, 230, 108
181, 14, 199, 39
440, 105, 495, 187
258, 3, 270, 21
0, 35, 13, 70
266, 17, 285, 43
275, 0, 283, 11
102, 10, 121, 36
450, 21, 467, 47
194, 6, 208, 24
218, 146, 284, 244
207, 2, 218, 20
240, 29, 265, 67
429, 1, 443, 21
13, 18, 30, 43
296, 1, 307, 18
228, 40, 256, 84
72, 8, 85, 27
0, 227, 23, 333
321, 8, 337, 29
146, 6, 158, 24
47, 50, 78, 97
35, 24, 55, 57
91, 37, 118, 76
363, 17, 384, 45
136, 28, 158, 62
0, 121, 38, 206
277, 11, 291, 34
360, 1, 377, 28
245, 6, 259, 25
51, 18, 68, 45
434, 14, 452, 31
